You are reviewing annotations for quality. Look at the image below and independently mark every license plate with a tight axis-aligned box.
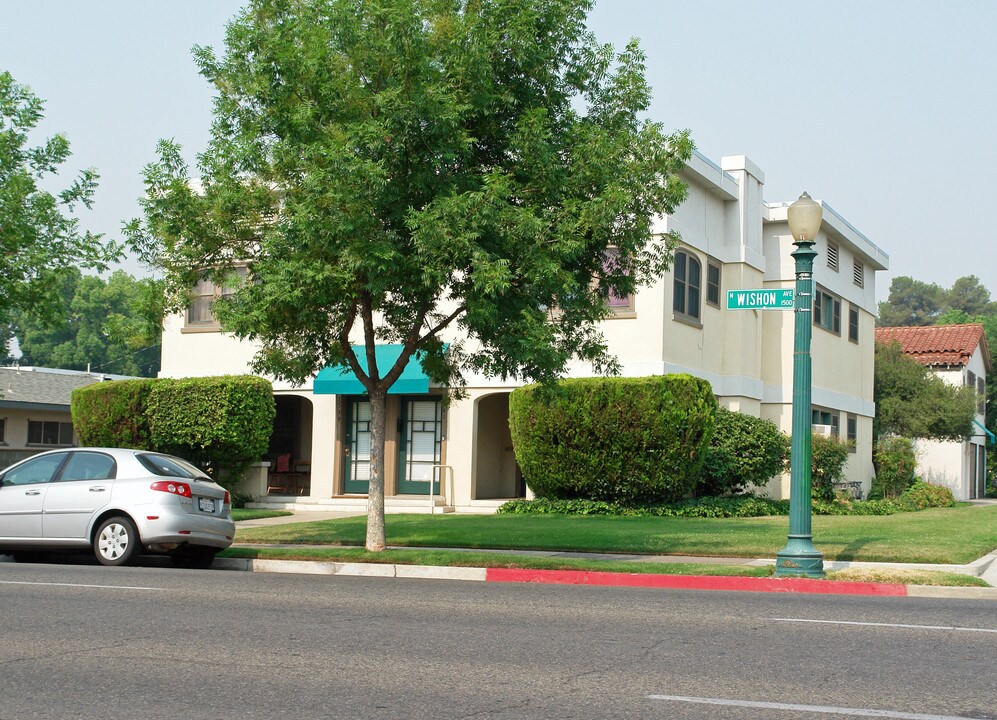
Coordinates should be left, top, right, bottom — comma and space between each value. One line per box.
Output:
198, 497, 214, 513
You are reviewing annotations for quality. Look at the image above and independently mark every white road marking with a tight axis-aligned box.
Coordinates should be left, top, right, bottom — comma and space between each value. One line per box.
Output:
768, 617, 997, 634
0, 580, 160, 591
648, 695, 986, 719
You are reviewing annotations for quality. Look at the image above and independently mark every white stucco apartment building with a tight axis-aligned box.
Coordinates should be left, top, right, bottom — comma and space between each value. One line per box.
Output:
158, 151, 889, 511
875, 324, 991, 500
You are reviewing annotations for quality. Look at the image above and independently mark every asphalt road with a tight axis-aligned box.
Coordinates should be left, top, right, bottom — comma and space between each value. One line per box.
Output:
1, 560, 995, 720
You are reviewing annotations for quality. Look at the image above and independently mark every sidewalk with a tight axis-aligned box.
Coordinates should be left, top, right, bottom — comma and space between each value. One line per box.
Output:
229, 512, 997, 600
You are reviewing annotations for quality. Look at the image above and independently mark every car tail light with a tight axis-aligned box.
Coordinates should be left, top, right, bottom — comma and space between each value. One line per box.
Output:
151, 481, 192, 498
224, 491, 231, 505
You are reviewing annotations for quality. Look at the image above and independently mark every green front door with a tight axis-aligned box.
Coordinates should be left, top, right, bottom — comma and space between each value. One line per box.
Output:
397, 398, 442, 495
343, 398, 371, 494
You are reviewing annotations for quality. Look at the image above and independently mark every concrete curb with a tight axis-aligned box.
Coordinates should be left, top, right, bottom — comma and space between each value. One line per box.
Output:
213, 557, 997, 600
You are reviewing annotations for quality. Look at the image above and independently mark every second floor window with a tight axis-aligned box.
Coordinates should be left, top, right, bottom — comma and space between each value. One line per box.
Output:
186, 267, 249, 329
673, 250, 701, 322
814, 286, 841, 335
602, 247, 633, 313
706, 259, 722, 308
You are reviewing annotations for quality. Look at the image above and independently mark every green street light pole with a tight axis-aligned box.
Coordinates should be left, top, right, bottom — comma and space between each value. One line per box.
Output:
775, 191, 825, 578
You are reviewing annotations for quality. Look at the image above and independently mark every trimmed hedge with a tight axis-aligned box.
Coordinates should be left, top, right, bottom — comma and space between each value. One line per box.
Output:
498, 482, 956, 518
71, 379, 156, 449
509, 375, 716, 504
71, 375, 275, 487
699, 407, 789, 495
147, 376, 275, 484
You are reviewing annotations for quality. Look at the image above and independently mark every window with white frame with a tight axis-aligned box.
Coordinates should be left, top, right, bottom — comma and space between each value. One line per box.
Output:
673, 250, 702, 323
846, 413, 857, 452
977, 376, 986, 415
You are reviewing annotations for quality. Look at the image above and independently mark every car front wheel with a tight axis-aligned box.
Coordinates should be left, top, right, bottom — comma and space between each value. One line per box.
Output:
94, 517, 141, 566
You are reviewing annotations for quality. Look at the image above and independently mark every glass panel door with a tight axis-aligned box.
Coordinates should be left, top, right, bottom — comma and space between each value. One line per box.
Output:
397, 399, 442, 495
343, 399, 371, 494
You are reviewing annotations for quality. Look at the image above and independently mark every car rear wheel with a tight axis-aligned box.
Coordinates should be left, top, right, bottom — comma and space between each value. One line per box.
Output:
170, 545, 219, 569
94, 517, 141, 566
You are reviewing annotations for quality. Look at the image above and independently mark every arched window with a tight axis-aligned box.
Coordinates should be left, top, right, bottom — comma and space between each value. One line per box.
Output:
673, 250, 701, 321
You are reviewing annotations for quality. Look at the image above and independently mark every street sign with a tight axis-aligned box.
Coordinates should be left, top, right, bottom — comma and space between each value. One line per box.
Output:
726, 288, 795, 310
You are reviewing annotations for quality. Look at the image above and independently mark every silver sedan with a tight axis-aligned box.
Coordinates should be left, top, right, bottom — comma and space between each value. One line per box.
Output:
0, 447, 235, 568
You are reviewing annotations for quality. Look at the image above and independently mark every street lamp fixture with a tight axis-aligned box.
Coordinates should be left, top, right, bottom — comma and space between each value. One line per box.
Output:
775, 191, 825, 578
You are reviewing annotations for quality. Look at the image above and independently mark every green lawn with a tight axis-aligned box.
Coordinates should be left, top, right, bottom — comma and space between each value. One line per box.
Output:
233, 504, 997, 565
230, 508, 293, 522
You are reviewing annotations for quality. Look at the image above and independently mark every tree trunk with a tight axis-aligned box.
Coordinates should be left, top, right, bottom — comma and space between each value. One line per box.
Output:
365, 388, 387, 551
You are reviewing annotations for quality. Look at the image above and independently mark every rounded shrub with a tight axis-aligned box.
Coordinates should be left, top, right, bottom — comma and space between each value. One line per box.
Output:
698, 407, 789, 496
870, 436, 917, 500
897, 480, 955, 509
810, 433, 852, 502
509, 374, 716, 504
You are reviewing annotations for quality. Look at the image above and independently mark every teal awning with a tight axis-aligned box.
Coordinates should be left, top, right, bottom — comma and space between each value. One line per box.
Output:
973, 419, 995, 445
313, 344, 430, 395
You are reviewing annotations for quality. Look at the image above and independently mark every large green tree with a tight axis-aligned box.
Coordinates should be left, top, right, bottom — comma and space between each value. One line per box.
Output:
874, 340, 976, 442
0, 71, 120, 325
877, 276, 946, 327
127, 0, 692, 550
10, 268, 163, 377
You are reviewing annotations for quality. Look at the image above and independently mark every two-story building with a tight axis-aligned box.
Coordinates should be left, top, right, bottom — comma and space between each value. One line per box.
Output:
874, 324, 991, 500
158, 151, 890, 511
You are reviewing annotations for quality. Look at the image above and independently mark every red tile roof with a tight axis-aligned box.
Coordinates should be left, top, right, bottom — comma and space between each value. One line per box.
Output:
875, 324, 990, 370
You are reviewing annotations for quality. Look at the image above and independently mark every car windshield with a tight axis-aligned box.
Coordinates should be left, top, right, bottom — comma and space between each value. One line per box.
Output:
136, 453, 210, 480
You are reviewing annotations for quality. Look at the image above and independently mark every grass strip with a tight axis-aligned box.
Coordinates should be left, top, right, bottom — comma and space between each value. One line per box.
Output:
233, 505, 997, 565
220, 546, 990, 587
231, 509, 294, 522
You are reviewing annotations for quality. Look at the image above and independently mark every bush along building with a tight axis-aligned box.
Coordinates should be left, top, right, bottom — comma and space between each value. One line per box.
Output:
158, 152, 889, 511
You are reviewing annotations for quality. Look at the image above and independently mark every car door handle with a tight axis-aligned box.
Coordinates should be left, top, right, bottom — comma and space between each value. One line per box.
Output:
25, 489, 41, 496
89, 487, 107, 493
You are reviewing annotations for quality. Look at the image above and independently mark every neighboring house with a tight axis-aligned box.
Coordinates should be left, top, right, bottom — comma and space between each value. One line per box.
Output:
874, 324, 991, 500
0, 366, 133, 469
159, 151, 890, 511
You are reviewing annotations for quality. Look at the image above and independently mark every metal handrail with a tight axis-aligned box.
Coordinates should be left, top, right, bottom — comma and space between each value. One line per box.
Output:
429, 464, 456, 514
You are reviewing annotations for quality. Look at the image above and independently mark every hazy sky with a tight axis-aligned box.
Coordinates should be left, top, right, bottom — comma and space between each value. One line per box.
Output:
4, 0, 996, 302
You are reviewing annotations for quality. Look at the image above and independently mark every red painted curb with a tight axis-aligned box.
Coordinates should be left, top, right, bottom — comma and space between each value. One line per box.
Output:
485, 568, 908, 597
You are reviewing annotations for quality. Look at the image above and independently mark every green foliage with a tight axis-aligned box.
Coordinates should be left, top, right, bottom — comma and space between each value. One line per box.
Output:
870, 436, 917, 500
509, 375, 716, 504
11, 269, 163, 377
125, 0, 695, 548
698, 407, 789, 495
71, 375, 275, 487
877, 276, 946, 327
146, 376, 276, 485
874, 340, 976, 441
810, 433, 852, 502
499, 489, 953, 518
71, 379, 156, 448
0, 71, 120, 326
897, 480, 955, 510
